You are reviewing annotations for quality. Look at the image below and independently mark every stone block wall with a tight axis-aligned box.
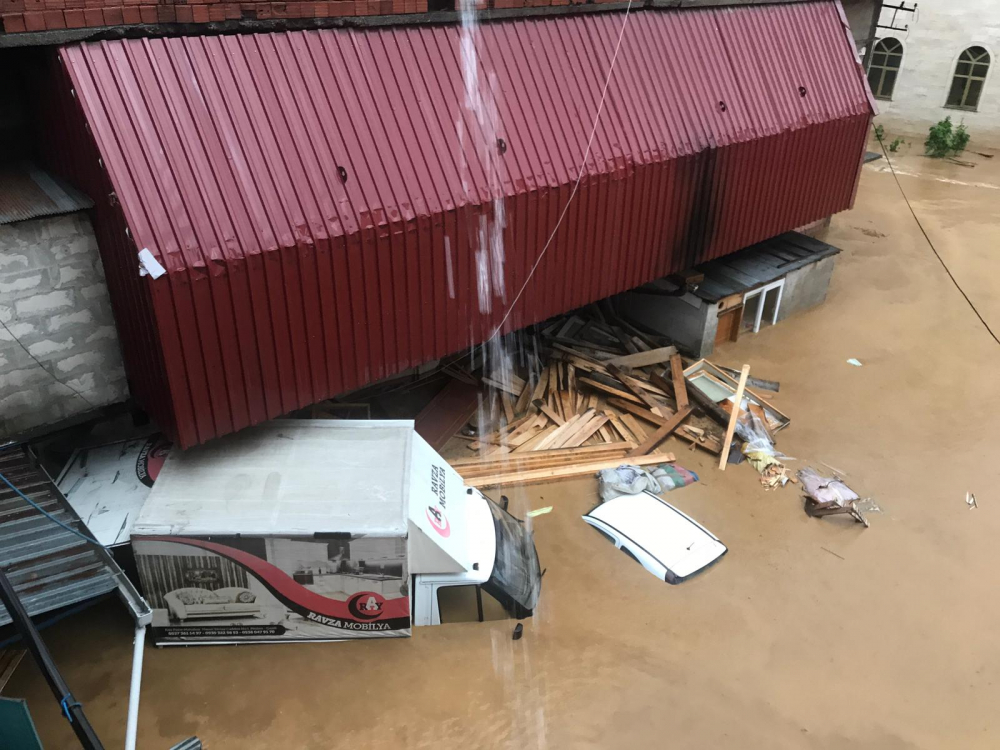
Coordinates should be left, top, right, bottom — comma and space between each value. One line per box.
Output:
0, 211, 128, 439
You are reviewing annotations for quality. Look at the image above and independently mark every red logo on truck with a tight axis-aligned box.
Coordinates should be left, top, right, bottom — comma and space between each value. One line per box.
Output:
426, 505, 451, 538
347, 591, 387, 620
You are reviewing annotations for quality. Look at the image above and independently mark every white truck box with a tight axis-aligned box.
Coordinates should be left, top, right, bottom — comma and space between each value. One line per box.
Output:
130, 420, 542, 645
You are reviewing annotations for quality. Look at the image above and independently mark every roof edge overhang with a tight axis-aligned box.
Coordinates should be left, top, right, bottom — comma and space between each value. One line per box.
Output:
1, 0, 827, 48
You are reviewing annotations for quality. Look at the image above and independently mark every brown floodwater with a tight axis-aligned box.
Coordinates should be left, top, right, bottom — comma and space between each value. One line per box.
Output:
7, 141, 1000, 749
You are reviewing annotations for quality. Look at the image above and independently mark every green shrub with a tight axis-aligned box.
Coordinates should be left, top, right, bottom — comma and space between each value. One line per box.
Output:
925, 117, 971, 157
889, 137, 905, 153
874, 123, 885, 142
952, 123, 970, 154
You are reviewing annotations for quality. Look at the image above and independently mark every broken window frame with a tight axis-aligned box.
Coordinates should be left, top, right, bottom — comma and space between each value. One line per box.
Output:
946, 46, 991, 111
683, 359, 791, 433
741, 279, 784, 335
867, 38, 904, 100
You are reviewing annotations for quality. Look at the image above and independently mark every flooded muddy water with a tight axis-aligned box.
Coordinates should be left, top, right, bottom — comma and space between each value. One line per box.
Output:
9, 144, 1000, 749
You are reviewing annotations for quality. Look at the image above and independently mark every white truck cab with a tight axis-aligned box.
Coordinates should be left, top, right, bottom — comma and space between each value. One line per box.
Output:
407, 434, 542, 626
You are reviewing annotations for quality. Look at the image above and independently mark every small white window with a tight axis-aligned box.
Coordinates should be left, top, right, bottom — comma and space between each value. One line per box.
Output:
741, 280, 784, 334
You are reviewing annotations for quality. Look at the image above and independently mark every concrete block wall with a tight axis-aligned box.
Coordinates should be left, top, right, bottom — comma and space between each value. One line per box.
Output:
0, 211, 128, 439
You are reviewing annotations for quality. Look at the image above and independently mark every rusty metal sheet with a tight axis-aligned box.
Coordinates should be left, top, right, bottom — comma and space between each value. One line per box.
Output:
52, 3, 872, 447
0, 162, 92, 225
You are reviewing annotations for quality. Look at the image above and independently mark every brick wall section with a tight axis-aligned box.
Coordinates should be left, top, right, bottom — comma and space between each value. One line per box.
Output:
0, 0, 427, 33
0, 211, 128, 439
0, 0, 625, 33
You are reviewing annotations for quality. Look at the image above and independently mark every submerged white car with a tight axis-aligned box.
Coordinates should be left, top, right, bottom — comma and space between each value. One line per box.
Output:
583, 492, 727, 583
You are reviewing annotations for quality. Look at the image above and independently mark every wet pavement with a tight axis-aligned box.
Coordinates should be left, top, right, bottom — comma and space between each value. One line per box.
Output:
8, 142, 1000, 748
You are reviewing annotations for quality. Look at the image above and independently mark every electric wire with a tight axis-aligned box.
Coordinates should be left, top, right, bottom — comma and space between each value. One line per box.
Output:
876, 137, 1000, 347
0, 318, 99, 409
489, 0, 634, 340
0, 468, 103, 547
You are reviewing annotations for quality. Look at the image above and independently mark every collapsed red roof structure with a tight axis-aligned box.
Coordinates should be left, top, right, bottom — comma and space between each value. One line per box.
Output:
47, 1, 873, 447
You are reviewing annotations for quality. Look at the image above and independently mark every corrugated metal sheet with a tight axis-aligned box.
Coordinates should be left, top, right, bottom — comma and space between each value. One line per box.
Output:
52, 3, 873, 448
689, 231, 842, 302
0, 447, 118, 626
0, 162, 93, 225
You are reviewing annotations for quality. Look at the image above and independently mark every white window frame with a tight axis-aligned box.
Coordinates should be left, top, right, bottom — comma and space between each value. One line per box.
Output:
742, 279, 784, 334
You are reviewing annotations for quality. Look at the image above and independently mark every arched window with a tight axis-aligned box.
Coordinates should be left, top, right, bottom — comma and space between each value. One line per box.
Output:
947, 46, 991, 110
867, 38, 903, 100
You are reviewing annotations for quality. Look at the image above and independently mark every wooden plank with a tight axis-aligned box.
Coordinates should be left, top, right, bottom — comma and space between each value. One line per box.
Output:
550, 342, 606, 366
500, 391, 516, 424
466, 452, 677, 488
547, 410, 598, 449
628, 406, 692, 457
610, 324, 640, 354
536, 401, 565, 426
605, 346, 679, 369
605, 411, 635, 442
531, 365, 550, 404
620, 413, 648, 441
609, 397, 665, 426
566, 364, 577, 413
555, 390, 571, 419
597, 425, 615, 443
482, 376, 523, 396
454, 444, 634, 474
719, 365, 750, 470
450, 441, 631, 468
535, 411, 587, 451
468, 412, 534, 450
606, 365, 667, 416
669, 353, 689, 412
513, 377, 533, 416
513, 425, 559, 452
577, 376, 644, 405
560, 414, 610, 448
547, 364, 560, 408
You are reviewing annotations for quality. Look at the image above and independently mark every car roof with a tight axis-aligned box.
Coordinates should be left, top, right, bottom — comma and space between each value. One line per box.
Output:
584, 492, 719, 562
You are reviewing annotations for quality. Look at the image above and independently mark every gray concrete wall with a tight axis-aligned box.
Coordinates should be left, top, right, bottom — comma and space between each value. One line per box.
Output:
616, 290, 713, 358
0, 212, 128, 439
777, 255, 837, 322
842, 0, 878, 54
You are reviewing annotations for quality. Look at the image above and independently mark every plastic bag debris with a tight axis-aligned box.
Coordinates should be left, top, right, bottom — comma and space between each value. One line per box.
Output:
797, 467, 869, 527
598, 465, 662, 502
739, 407, 793, 489
846, 358, 863, 367
966, 491, 978, 509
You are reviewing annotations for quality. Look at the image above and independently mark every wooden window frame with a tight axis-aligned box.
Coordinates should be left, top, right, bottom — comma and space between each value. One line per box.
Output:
946, 46, 991, 111
867, 38, 903, 101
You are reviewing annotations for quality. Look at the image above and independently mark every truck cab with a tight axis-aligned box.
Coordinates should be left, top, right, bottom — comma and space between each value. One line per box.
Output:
406, 435, 542, 627
411, 488, 541, 626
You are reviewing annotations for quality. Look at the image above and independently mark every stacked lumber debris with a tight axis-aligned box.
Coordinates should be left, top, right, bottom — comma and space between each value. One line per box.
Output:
434, 305, 787, 487
322, 303, 792, 490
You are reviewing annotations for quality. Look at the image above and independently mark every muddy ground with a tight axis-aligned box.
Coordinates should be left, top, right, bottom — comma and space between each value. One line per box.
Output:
8, 145, 1000, 749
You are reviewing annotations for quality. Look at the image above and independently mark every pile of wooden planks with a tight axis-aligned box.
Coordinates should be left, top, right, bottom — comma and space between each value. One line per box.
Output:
442, 306, 732, 487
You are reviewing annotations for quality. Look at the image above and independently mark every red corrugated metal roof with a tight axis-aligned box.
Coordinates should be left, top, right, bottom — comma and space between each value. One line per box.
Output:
56, 3, 872, 447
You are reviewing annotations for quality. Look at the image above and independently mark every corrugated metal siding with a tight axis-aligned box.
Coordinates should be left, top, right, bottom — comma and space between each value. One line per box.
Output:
0, 447, 118, 626
54, 2, 872, 447
0, 163, 93, 225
